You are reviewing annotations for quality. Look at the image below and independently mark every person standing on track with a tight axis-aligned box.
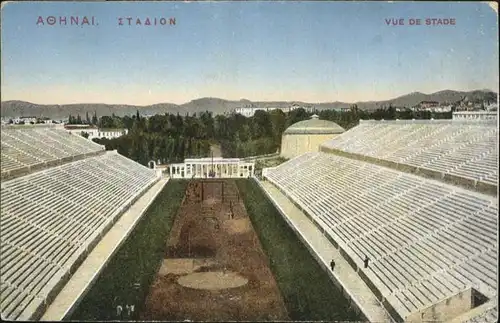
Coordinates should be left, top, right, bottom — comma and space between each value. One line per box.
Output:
229, 201, 234, 219
330, 259, 335, 271
364, 255, 369, 268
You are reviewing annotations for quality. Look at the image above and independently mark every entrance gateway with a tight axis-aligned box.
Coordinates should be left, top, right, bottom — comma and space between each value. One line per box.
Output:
167, 158, 255, 179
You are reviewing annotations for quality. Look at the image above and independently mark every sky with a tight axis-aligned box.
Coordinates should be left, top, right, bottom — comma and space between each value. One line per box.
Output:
1, 1, 498, 105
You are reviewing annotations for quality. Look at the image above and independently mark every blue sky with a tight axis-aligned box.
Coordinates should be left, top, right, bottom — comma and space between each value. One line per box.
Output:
1, 1, 498, 105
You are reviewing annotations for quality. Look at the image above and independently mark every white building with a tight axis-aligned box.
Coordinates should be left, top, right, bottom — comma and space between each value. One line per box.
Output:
485, 103, 498, 111
12, 117, 37, 124
167, 158, 255, 179
62, 125, 128, 140
452, 111, 497, 121
234, 106, 259, 117
234, 104, 313, 117
90, 128, 128, 140
432, 105, 453, 112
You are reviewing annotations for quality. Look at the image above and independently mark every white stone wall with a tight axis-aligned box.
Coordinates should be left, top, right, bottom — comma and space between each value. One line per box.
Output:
168, 159, 255, 178
452, 111, 497, 120
65, 128, 128, 140
406, 288, 473, 322
280, 134, 339, 159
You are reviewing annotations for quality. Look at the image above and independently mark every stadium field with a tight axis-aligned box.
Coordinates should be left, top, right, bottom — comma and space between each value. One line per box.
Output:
67, 178, 360, 321
140, 179, 288, 321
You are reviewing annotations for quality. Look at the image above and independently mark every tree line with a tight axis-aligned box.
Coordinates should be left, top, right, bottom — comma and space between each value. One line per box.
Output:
88, 105, 452, 166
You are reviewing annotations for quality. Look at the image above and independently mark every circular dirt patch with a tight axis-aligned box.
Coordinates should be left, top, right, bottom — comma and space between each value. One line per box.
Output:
224, 218, 251, 234
177, 271, 248, 290
159, 258, 219, 275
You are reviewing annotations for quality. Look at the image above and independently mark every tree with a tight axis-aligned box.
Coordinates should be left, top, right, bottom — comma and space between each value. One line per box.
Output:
252, 110, 273, 139
92, 111, 98, 125
86, 111, 91, 124
199, 111, 214, 139
148, 115, 165, 133
269, 109, 287, 147
386, 105, 397, 120
286, 108, 309, 128
122, 115, 134, 130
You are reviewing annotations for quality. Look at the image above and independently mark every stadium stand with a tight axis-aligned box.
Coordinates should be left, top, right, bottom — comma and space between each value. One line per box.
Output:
321, 120, 498, 189
464, 306, 498, 323
264, 152, 498, 321
1, 127, 160, 320
1, 126, 105, 179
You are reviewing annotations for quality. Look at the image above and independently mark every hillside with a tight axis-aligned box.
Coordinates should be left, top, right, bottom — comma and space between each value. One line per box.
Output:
1, 90, 496, 119
354, 90, 497, 110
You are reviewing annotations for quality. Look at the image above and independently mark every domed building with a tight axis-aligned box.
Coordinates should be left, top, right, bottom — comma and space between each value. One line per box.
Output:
280, 115, 345, 159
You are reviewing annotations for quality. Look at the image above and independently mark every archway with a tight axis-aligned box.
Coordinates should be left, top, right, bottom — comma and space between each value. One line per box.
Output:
148, 160, 157, 169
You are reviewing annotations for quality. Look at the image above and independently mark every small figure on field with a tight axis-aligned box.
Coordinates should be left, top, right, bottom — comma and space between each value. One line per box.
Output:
229, 201, 234, 219
364, 255, 369, 268
330, 259, 335, 271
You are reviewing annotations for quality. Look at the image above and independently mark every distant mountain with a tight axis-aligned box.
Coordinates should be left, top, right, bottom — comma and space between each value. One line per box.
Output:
355, 89, 497, 110
0, 101, 182, 120
1, 90, 496, 119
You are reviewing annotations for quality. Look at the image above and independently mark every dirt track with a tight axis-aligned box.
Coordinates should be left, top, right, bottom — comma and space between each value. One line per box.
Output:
140, 179, 289, 321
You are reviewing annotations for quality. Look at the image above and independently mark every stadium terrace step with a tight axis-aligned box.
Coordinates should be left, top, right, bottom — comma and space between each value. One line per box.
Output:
263, 151, 497, 321
1, 149, 160, 320
1, 127, 106, 179
322, 121, 498, 187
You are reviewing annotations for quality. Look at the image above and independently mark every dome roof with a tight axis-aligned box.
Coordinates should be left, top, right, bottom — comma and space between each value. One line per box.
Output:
283, 115, 345, 135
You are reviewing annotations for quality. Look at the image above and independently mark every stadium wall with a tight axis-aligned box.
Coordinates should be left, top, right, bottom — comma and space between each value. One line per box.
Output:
406, 288, 473, 323
448, 298, 498, 323
241, 151, 280, 161
319, 146, 498, 196
281, 134, 339, 159
254, 177, 373, 322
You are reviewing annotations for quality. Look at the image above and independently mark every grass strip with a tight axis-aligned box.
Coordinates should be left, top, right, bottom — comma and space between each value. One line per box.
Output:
236, 179, 361, 321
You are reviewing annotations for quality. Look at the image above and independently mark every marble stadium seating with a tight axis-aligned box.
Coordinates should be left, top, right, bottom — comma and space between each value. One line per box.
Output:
1, 131, 158, 320
1, 127, 105, 176
321, 120, 498, 187
264, 152, 498, 320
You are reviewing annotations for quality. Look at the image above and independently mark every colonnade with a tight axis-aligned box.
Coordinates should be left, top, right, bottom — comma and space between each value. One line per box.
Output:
168, 158, 254, 179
